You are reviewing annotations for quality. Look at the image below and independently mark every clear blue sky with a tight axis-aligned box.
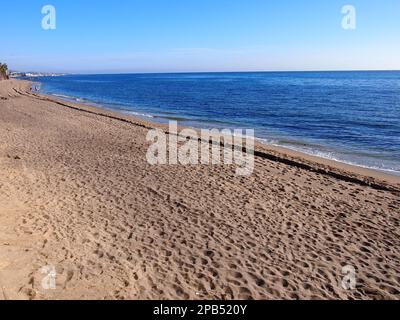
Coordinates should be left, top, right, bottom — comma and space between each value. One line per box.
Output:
2, 0, 399, 73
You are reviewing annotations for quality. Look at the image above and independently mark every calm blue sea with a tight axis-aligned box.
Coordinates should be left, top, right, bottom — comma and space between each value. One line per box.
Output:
35, 71, 400, 175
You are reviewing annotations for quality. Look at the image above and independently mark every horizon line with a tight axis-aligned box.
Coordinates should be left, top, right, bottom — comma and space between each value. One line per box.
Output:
12, 68, 400, 76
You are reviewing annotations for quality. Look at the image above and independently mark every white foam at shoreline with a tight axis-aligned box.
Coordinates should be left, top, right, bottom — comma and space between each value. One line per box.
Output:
257, 138, 400, 176
124, 111, 154, 119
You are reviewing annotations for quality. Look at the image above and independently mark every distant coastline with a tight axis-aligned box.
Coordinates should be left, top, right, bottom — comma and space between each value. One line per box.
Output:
10, 71, 66, 78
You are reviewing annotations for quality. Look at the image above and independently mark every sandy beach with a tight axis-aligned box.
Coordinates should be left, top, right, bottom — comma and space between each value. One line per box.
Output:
0, 79, 399, 300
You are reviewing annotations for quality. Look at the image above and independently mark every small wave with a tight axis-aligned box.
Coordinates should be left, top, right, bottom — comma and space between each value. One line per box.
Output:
124, 111, 154, 119
50, 93, 83, 102
52, 93, 75, 99
256, 137, 281, 145
258, 138, 400, 176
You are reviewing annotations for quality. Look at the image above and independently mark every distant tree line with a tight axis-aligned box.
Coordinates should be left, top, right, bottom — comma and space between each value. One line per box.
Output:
0, 63, 9, 80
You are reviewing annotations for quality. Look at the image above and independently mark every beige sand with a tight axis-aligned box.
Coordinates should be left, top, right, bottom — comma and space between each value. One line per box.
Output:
0, 79, 399, 300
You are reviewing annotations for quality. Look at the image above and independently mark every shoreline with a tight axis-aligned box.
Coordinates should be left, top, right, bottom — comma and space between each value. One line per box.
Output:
34, 80, 400, 182
31, 81, 399, 188
1, 78, 399, 300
